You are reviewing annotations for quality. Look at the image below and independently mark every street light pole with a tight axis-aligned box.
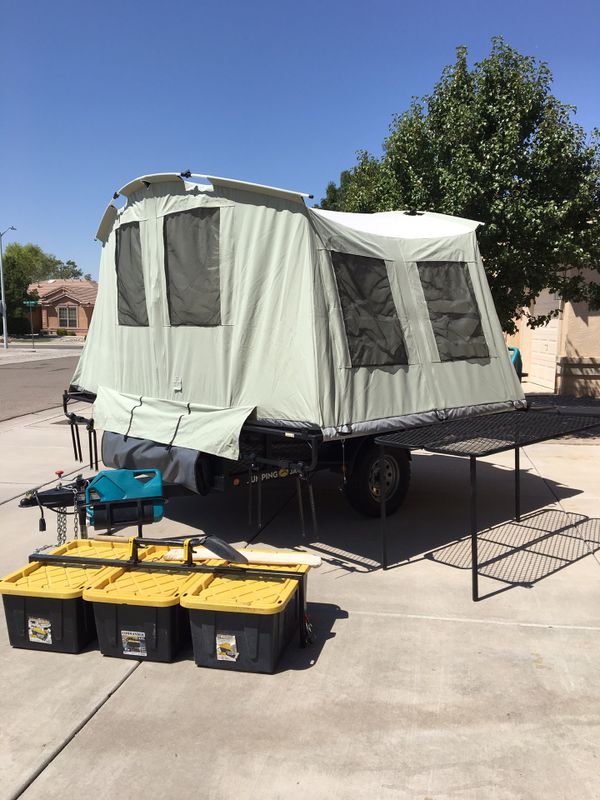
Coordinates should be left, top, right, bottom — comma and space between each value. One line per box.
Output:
0, 226, 17, 350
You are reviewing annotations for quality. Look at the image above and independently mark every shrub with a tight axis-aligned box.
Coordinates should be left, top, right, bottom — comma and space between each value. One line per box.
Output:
56, 327, 67, 336
8, 317, 31, 335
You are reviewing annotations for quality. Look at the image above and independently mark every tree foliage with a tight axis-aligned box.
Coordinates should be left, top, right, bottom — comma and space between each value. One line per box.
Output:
1, 242, 90, 322
320, 38, 600, 332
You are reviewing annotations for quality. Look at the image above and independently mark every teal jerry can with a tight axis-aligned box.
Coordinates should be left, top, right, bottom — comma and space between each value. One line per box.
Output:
85, 469, 164, 526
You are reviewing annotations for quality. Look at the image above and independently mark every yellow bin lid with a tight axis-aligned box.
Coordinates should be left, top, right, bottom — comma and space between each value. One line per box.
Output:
0, 562, 106, 600
0, 540, 131, 600
84, 567, 213, 608
50, 539, 131, 559
53, 537, 219, 565
181, 574, 298, 615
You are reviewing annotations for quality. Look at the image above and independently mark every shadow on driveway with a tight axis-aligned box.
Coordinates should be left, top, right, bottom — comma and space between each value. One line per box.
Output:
161, 454, 594, 600
428, 508, 600, 600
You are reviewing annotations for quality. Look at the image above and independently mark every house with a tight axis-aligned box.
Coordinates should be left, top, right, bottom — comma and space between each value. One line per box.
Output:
27, 279, 98, 335
508, 278, 600, 397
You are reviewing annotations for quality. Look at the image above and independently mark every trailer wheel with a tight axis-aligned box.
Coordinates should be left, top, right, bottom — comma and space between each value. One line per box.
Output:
345, 443, 410, 517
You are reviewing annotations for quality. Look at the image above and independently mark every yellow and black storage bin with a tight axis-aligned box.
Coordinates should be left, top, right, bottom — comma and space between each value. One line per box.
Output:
84, 564, 212, 662
181, 566, 307, 674
0, 540, 130, 653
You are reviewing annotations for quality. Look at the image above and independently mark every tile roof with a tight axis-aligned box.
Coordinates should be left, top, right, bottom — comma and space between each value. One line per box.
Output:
28, 279, 98, 305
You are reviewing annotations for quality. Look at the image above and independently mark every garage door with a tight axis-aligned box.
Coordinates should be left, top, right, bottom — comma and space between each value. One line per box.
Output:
529, 291, 560, 390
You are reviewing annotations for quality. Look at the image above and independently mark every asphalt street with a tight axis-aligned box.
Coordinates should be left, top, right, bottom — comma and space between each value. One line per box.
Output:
0, 356, 79, 421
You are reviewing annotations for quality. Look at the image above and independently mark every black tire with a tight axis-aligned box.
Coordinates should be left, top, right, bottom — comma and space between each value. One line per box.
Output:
345, 442, 411, 517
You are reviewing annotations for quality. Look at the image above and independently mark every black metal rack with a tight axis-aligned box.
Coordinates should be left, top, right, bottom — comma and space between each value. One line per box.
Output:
376, 409, 600, 600
30, 536, 312, 646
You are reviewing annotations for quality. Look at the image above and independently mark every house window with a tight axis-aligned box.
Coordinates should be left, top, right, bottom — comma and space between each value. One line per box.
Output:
330, 250, 408, 367
58, 306, 78, 328
417, 261, 489, 361
163, 207, 221, 326
115, 221, 149, 327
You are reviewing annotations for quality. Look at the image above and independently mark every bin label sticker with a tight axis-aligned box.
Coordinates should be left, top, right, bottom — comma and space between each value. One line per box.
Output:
121, 630, 147, 657
28, 617, 52, 645
216, 633, 238, 662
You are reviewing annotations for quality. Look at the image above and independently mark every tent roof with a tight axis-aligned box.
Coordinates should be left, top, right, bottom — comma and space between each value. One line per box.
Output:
190, 173, 312, 203
96, 202, 118, 243
311, 209, 482, 238
95, 172, 313, 242
94, 172, 480, 244
116, 173, 184, 198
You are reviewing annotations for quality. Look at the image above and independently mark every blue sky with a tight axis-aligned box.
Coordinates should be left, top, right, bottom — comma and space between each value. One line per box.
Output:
1, 0, 599, 278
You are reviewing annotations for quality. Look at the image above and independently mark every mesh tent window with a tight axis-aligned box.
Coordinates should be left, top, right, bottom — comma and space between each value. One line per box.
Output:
163, 207, 221, 326
417, 261, 489, 361
331, 250, 408, 367
115, 222, 149, 327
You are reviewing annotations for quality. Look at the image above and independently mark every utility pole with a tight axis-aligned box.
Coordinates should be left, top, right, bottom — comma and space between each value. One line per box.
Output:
0, 226, 17, 349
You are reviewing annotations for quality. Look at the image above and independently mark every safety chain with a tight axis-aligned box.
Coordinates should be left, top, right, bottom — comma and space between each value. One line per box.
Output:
56, 507, 67, 546
72, 487, 79, 539
34, 543, 59, 554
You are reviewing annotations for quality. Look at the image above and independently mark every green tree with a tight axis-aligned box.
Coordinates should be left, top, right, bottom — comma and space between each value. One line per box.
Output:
1, 243, 87, 324
2, 243, 53, 321
52, 259, 91, 280
320, 38, 600, 332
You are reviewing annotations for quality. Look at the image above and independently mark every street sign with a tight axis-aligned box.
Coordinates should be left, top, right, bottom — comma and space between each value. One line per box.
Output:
23, 299, 39, 351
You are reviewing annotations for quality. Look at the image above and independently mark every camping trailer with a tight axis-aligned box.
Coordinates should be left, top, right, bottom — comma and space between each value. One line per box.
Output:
66, 172, 525, 516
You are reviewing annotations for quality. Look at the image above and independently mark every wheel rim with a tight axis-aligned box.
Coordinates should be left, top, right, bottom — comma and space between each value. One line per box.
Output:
368, 455, 400, 502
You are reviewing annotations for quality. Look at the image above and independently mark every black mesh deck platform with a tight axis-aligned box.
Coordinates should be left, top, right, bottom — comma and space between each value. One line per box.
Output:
374, 409, 600, 600
376, 410, 600, 457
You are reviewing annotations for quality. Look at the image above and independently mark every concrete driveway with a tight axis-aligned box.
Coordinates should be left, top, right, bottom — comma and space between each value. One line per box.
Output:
1, 406, 599, 800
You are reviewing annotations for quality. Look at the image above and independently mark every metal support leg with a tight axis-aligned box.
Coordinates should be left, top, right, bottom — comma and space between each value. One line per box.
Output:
69, 421, 78, 461
247, 467, 254, 530
70, 420, 82, 462
470, 456, 479, 602
296, 477, 306, 538
306, 478, 318, 538
78, 507, 88, 540
257, 471, 263, 532
514, 446, 521, 522
74, 422, 82, 462
92, 428, 99, 471
298, 575, 306, 647
88, 427, 94, 470
380, 443, 388, 570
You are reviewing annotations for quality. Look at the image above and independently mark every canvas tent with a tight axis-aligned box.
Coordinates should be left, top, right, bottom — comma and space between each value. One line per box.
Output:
71, 173, 525, 462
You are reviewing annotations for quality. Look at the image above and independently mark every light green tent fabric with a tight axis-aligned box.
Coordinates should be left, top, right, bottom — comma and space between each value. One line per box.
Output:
72, 175, 525, 460
94, 387, 255, 460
